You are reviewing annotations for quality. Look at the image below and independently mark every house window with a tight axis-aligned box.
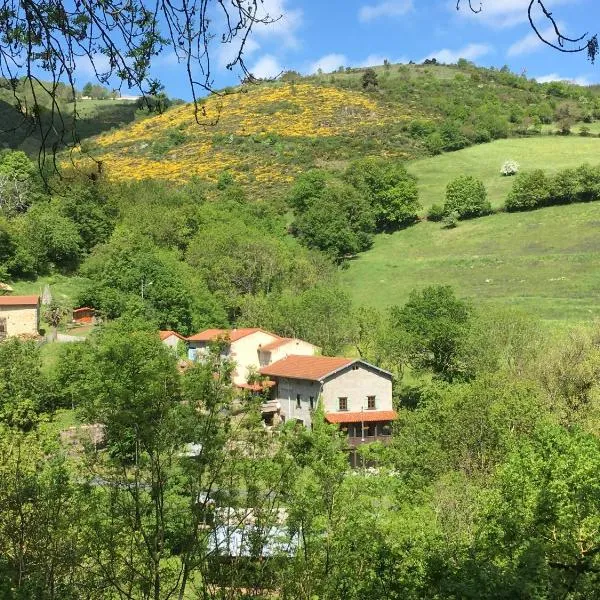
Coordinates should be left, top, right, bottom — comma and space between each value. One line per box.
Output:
338, 397, 348, 411
296, 394, 302, 409
0, 318, 6, 340
309, 396, 315, 410
367, 395, 376, 410
352, 364, 359, 371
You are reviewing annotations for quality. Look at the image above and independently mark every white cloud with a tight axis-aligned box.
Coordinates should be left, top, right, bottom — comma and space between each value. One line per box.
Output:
507, 25, 559, 56
454, 0, 576, 29
75, 54, 111, 79
249, 54, 284, 79
308, 53, 348, 74
359, 0, 414, 22
252, 0, 303, 48
535, 73, 594, 86
421, 43, 493, 64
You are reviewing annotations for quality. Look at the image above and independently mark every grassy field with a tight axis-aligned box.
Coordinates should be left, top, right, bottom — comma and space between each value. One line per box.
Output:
340, 201, 600, 324
408, 137, 600, 212
11, 274, 88, 305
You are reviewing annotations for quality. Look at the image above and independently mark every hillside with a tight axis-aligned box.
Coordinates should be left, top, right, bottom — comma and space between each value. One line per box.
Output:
70, 62, 600, 191
340, 138, 600, 324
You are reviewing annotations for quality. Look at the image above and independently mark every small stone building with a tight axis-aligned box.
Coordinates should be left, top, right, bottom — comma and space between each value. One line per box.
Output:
0, 295, 40, 339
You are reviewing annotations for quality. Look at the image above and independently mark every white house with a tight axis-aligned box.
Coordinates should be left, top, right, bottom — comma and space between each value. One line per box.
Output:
0, 295, 40, 339
259, 355, 396, 446
186, 328, 317, 386
159, 330, 184, 351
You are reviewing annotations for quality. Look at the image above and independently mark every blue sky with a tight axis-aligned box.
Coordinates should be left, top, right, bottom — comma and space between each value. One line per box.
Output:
79, 0, 600, 99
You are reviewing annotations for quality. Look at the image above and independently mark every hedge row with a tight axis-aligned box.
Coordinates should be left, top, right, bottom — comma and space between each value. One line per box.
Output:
505, 163, 600, 211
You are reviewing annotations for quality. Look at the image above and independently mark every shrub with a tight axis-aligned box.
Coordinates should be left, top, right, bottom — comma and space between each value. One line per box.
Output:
442, 211, 459, 229
575, 163, 600, 202
501, 160, 519, 176
505, 170, 551, 211
444, 175, 491, 219
548, 168, 578, 205
579, 126, 591, 137
427, 203, 445, 222
361, 68, 379, 90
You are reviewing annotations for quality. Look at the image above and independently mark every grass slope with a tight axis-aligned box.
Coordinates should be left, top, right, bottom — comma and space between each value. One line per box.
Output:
408, 137, 600, 212
340, 201, 600, 324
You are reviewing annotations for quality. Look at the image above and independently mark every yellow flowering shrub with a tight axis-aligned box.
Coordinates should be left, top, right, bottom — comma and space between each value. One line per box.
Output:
70, 82, 417, 185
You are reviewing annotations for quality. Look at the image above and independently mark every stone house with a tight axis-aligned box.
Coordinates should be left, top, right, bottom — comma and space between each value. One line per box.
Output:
186, 328, 317, 386
259, 355, 396, 448
0, 295, 40, 339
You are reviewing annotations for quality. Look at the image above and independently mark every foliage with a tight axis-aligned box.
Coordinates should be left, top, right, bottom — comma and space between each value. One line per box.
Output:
427, 203, 445, 221
505, 169, 551, 211
392, 285, 472, 381
0, 339, 51, 430
361, 68, 379, 90
444, 175, 491, 219
289, 174, 375, 261
344, 157, 421, 230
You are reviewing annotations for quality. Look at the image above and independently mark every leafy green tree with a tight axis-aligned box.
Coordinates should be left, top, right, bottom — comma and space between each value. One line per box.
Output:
505, 169, 551, 211
15, 202, 82, 273
290, 179, 375, 261
361, 68, 379, 90
345, 157, 421, 230
392, 285, 472, 381
0, 339, 50, 430
80, 228, 223, 332
477, 426, 600, 598
444, 175, 491, 219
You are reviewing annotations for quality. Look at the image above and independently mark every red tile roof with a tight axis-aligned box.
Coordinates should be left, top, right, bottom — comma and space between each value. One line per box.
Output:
159, 330, 184, 341
260, 355, 354, 381
187, 328, 275, 343
260, 337, 293, 352
73, 306, 95, 314
325, 410, 397, 424
0, 295, 39, 306
235, 380, 276, 392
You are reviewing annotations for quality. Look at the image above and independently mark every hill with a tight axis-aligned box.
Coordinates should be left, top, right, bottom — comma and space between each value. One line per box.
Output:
70, 62, 600, 192
340, 138, 600, 324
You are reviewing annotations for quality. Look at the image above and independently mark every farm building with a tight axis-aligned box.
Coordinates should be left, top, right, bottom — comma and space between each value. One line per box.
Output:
72, 307, 96, 324
0, 295, 40, 339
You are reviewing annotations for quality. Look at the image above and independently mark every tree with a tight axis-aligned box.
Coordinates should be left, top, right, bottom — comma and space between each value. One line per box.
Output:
290, 179, 375, 261
361, 68, 379, 90
505, 169, 551, 211
444, 175, 491, 219
82, 82, 93, 97
392, 285, 472, 381
344, 158, 421, 231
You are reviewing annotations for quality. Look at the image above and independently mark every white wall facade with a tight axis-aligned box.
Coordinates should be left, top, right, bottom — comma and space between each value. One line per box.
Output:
260, 339, 317, 366
161, 334, 181, 350
321, 363, 393, 415
229, 331, 280, 384
269, 362, 392, 428
0, 305, 39, 337
273, 377, 322, 427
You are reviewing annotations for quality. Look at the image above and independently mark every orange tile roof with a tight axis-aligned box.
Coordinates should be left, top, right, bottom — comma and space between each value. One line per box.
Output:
187, 328, 275, 343
159, 330, 184, 341
235, 380, 276, 392
260, 337, 293, 352
260, 355, 354, 381
325, 410, 397, 424
0, 295, 39, 306
73, 306, 95, 313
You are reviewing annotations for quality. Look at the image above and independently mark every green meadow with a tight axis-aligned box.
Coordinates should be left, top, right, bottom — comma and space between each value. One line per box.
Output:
408, 136, 600, 212
340, 200, 600, 324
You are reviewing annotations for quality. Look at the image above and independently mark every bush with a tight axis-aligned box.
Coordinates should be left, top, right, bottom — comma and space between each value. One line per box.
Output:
505, 170, 550, 211
444, 176, 491, 219
501, 160, 519, 176
427, 203, 445, 222
442, 211, 459, 229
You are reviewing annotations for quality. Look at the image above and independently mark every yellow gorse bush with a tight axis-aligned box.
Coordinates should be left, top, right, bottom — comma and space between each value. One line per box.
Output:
70, 83, 411, 184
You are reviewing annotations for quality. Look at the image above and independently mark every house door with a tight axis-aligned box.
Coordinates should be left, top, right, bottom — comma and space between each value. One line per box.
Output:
0, 317, 6, 340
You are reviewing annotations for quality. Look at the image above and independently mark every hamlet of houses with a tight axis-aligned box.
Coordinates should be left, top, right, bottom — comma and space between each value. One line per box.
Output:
0, 292, 396, 453
168, 327, 397, 454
